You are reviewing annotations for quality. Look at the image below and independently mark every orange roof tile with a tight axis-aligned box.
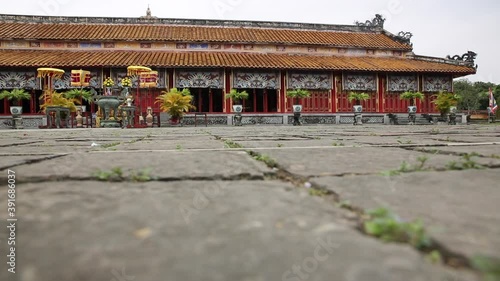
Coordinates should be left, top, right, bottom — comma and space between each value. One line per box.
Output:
0, 49, 475, 75
0, 22, 411, 50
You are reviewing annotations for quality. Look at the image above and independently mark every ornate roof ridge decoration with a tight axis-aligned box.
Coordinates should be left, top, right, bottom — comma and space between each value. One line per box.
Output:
391, 31, 413, 46
355, 14, 385, 30
0, 13, 383, 33
446, 51, 478, 69
409, 53, 478, 69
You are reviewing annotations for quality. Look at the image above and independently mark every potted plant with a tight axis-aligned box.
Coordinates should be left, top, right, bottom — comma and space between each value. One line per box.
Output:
400, 91, 424, 124
155, 88, 195, 125
64, 88, 93, 112
348, 92, 370, 125
0, 88, 31, 116
225, 89, 249, 126
120, 76, 132, 96
286, 89, 310, 126
40, 91, 79, 128
103, 77, 115, 95
432, 91, 461, 124
0, 88, 31, 129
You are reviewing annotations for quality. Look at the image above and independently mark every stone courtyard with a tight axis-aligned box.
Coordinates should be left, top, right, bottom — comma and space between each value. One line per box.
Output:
0, 124, 499, 281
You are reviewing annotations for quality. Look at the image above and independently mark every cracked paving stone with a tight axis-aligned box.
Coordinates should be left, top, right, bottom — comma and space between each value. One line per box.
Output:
0, 181, 479, 281
3, 150, 270, 182
313, 169, 500, 261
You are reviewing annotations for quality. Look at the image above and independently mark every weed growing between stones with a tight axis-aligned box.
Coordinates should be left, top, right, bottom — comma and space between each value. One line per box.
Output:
446, 153, 484, 170
363, 207, 432, 250
381, 156, 429, 176
471, 256, 500, 281
92, 167, 156, 182
101, 142, 121, 148
224, 139, 244, 149
130, 168, 156, 182
250, 153, 279, 169
93, 167, 124, 182
308, 188, 329, 197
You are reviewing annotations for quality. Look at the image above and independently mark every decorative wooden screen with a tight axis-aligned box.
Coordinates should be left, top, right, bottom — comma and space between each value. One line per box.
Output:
423, 75, 452, 92
175, 70, 224, 88
0, 70, 38, 89
288, 72, 332, 89
233, 71, 280, 89
342, 73, 377, 91
387, 74, 418, 92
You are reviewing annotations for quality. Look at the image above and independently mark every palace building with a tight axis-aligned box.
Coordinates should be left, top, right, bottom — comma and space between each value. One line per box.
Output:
0, 10, 476, 127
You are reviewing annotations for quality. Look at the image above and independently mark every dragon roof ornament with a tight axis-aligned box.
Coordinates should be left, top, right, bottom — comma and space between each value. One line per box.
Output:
446, 51, 478, 69
355, 14, 385, 29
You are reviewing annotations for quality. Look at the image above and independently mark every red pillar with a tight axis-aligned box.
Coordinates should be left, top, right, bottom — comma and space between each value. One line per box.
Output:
378, 74, 384, 113
280, 71, 286, 113
225, 69, 231, 113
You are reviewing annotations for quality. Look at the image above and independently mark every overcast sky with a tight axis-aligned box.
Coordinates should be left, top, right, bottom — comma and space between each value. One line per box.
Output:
2, 0, 498, 84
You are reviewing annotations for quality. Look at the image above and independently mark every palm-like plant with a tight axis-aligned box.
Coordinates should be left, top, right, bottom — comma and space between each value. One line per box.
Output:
225, 89, 249, 105
155, 88, 196, 120
348, 92, 370, 105
0, 89, 31, 105
400, 91, 425, 106
40, 91, 79, 113
432, 91, 461, 116
286, 89, 310, 104
64, 89, 93, 103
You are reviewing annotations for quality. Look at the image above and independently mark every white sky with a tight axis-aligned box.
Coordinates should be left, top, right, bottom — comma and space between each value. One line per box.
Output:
2, 0, 498, 83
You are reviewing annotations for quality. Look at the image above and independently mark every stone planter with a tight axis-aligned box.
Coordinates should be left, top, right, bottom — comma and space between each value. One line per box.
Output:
233, 105, 243, 126
407, 106, 417, 125
292, 105, 302, 126
10, 106, 23, 117
353, 105, 363, 125
448, 106, 457, 125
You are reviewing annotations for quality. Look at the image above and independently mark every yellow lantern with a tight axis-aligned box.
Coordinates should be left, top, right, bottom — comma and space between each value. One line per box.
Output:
70, 69, 91, 87
139, 71, 158, 88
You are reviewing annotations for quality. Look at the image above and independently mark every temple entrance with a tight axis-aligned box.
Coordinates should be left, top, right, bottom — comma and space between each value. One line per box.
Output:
239, 88, 278, 113
188, 88, 224, 113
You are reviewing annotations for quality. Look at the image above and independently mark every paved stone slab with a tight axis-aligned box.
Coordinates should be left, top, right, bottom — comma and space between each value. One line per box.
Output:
5, 150, 270, 181
0, 154, 65, 170
415, 145, 500, 159
0, 181, 478, 281
259, 147, 479, 177
313, 169, 500, 260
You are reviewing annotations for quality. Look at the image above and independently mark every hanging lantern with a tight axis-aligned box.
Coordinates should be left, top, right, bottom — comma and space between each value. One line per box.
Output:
139, 71, 158, 88
70, 69, 91, 87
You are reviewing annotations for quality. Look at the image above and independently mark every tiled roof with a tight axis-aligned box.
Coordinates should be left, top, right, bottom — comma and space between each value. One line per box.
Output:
0, 22, 412, 50
0, 49, 475, 74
